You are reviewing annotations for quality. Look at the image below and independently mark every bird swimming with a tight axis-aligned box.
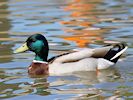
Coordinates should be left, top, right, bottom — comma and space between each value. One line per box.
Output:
14, 34, 128, 76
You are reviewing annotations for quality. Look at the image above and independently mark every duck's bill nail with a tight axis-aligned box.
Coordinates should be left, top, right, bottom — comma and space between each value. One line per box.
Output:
14, 43, 29, 53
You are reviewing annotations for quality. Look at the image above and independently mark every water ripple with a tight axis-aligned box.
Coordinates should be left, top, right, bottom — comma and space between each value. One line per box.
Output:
0, 0, 133, 99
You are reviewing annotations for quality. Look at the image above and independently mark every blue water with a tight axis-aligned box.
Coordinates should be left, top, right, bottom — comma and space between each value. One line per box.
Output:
0, 0, 133, 99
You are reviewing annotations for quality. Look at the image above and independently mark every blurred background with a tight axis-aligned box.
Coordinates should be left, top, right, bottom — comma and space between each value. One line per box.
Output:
0, 0, 133, 99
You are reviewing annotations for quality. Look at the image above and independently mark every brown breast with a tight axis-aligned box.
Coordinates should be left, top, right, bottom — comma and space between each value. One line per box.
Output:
28, 62, 49, 76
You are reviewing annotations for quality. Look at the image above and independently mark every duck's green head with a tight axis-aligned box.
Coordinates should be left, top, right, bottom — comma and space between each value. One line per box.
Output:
14, 34, 49, 62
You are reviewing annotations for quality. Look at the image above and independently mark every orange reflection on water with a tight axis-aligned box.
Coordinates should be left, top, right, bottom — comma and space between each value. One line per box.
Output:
61, 20, 92, 27
63, 35, 102, 47
62, 28, 104, 47
61, 0, 105, 47
64, 3, 95, 11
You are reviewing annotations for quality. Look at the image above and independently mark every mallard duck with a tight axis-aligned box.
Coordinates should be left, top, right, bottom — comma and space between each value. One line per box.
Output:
14, 34, 128, 76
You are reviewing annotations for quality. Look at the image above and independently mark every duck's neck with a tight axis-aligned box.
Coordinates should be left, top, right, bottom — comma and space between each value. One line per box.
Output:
34, 49, 49, 62
34, 54, 47, 62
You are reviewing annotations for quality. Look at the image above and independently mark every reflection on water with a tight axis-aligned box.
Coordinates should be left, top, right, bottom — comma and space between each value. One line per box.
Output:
0, 0, 133, 99
62, 0, 105, 47
0, 0, 13, 63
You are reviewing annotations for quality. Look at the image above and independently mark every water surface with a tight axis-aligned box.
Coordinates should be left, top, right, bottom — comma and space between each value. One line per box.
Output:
0, 0, 133, 99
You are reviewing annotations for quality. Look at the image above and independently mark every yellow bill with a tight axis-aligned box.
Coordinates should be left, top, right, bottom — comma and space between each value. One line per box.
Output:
14, 43, 29, 53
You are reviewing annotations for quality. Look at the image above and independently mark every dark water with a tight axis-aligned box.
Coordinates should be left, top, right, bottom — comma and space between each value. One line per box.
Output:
0, 0, 133, 99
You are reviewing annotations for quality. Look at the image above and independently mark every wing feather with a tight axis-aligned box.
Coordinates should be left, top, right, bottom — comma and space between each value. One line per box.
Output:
53, 49, 94, 63
92, 46, 113, 58
48, 45, 113, 64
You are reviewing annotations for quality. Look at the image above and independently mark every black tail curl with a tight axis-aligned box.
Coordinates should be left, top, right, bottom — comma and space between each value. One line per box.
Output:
104, 43, 127, 63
